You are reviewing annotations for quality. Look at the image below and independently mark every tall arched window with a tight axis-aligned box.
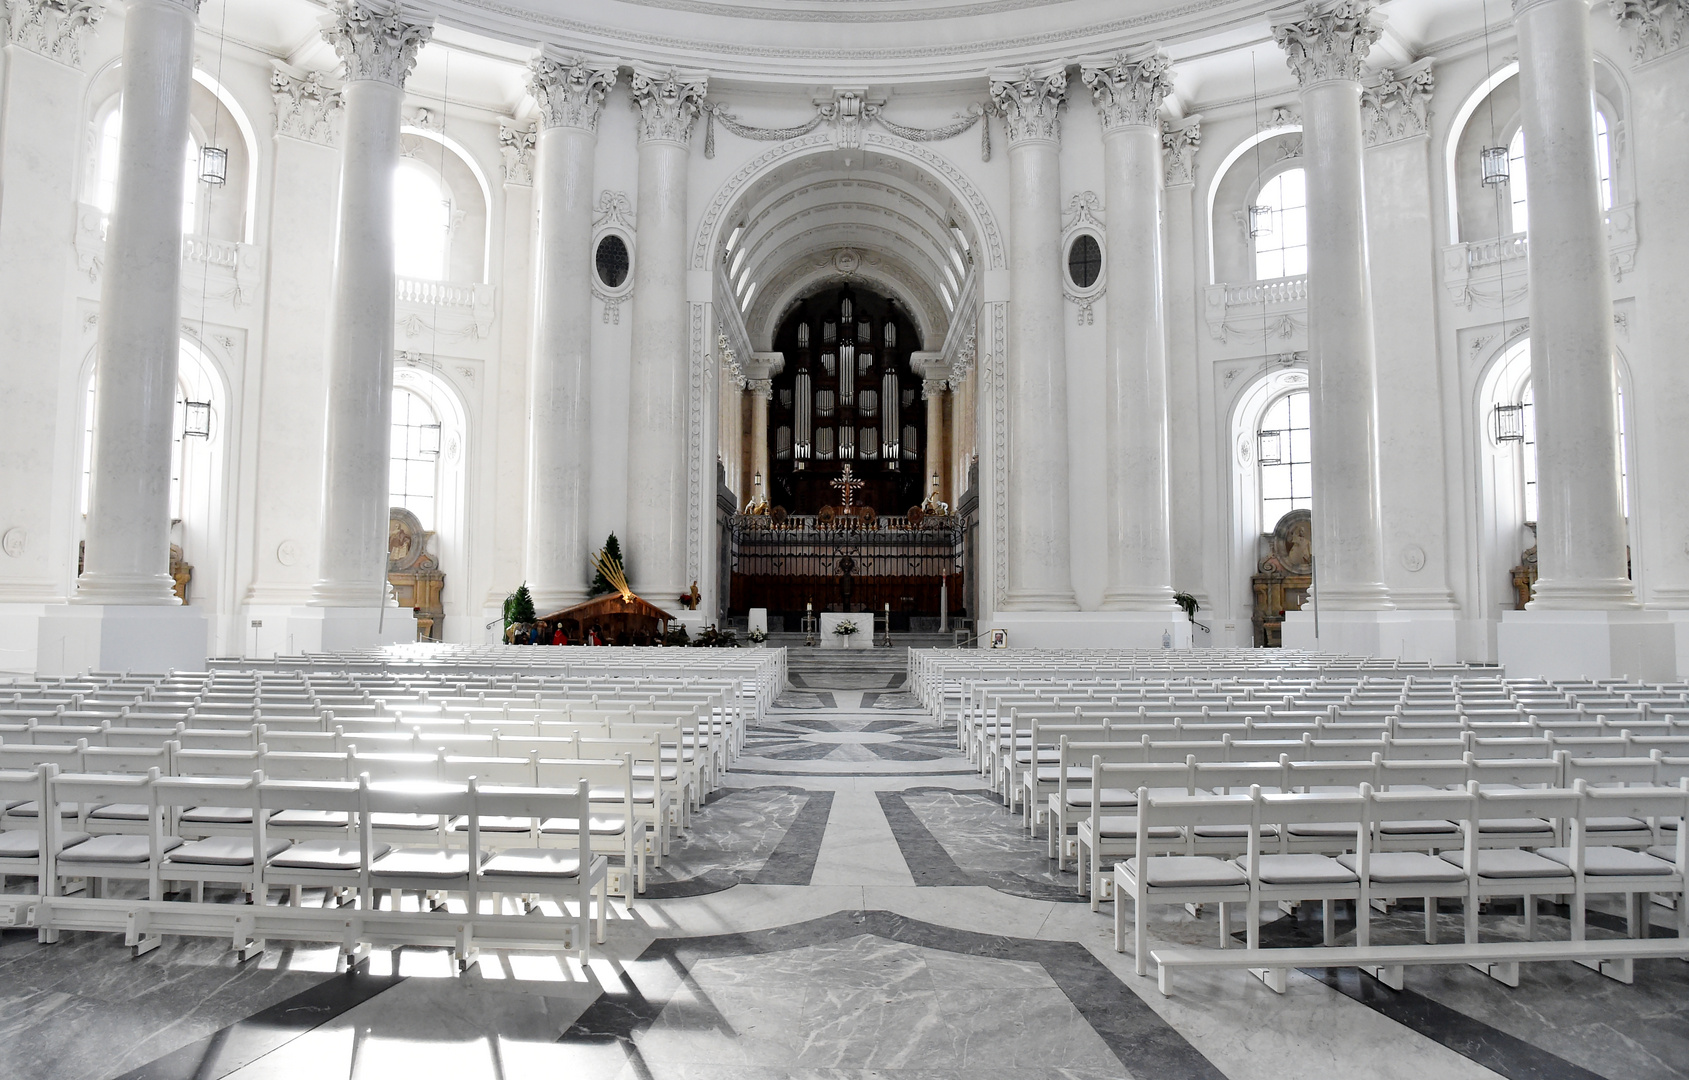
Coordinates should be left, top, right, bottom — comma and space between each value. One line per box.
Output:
94, 110, 199, 233
390, 387, 440, 528
1514, 380, 1627, 523
1258, 389, 1312, 529
1253, 168, 1307, 281
393, 162, 452, 281
1506, 111, 1611, 235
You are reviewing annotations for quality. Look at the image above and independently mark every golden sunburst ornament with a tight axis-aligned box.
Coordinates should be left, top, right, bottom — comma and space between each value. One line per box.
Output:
590, 545, 636, 603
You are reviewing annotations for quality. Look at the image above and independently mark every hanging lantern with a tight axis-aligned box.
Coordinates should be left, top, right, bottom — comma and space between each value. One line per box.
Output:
1480, 145, 1510, 187
1248, 204, 1273, 239
182, 401, 212, 439
198, 145, 228, 186
1492, 403, 1525, 443
1256, 429, 1283, 465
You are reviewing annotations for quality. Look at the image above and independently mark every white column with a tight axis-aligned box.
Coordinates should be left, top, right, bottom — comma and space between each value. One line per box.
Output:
990, 64, 1077, 610
1083, 47, 1178, 612
1513, 0, 1631, 608
309, 1, 431, 615
525, 54, 616, 614
76, 0, 200, 606
625, 68, 706, 602
923, 378, 948, 504
747, 380, 772, 490
1273, 1, 1391, 611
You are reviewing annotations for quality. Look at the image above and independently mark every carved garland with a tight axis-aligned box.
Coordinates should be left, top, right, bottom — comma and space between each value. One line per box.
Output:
701, 97, 991, 161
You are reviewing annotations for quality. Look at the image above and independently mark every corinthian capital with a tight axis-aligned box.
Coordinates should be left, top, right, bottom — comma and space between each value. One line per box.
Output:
272, 70, 343, 145
1361, 57, 1434, 145
1611, 0, 1688, 62
989, 62, 1069, 145
4, 0, 106, 68
629, 67, 708, 145
530, 52, 619, 132
1271, 0, 1382, 87
1080, 45, 1174, 131
322, 1, 432, 88
1161, 114, 1202, 186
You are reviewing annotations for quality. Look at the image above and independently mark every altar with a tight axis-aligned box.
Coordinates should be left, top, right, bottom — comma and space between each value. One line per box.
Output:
819, 611, 874, 649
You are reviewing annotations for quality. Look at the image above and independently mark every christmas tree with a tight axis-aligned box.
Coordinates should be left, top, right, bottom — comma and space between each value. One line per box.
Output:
504, 582, 536, 627
589, 533, 624, 597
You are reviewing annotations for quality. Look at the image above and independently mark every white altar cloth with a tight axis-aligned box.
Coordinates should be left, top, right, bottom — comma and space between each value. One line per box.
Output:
819, 612, 873, 649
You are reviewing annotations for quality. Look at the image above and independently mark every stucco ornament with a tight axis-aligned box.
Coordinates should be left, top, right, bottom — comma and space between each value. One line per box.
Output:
1161, 114, 1202, 187
322, 1, 432, 87
988, 63, 1068, 145
4, 0, 105, 67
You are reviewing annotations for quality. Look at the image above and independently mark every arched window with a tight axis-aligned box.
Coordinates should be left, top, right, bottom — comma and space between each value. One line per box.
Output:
1513, 380, 1627, 523
1258, 389, 1312, 529
1506, 111, 1611, 235
80, 344, 212, 519
390, 387, 441, 528
94, 110, 200, 233
1252, 168, 1307, 281
393, 162, 452, 281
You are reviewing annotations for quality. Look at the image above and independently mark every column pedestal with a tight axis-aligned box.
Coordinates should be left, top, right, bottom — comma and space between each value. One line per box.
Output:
1498, 610, 1676, 681
1282, 608, 1459, 662
36, 606, 206, 676
285, 605, 411, 655
986, 612, 1193, 650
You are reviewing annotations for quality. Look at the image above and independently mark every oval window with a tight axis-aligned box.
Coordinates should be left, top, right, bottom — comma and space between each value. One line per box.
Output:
1067, 233, 1101, 289
595, 234, 630, 289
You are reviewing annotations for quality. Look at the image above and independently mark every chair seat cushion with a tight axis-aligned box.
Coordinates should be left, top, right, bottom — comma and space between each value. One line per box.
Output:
1378, 819, 1460, 835
448, 815, 536, 833
481, 848, 583, 878
1536, 846, 1676, 876
369, 812, 439, 830
370, 847, 479, 878
1034, 766, 1090, 784
180, 806, 255, 825
1123, 855, 1247, 889
1094, 816, 1181, 840
589, 785, 656, 804
1584, 816, 1648, 833
1065, 788, 1137, 809
0, 829, 90, 858
1285, 821, 1361, 839
1193, 824, 1279, 839
1477, 817, 1554, 834
270, 839, 391, 871
7, 801, 79, 819
165, 836, 291, 867
1014, 750, 1061, 765
59, 833, 182, 864
540, 816, 629, 836
1440, 849, 1572, 879
269, 809, 351, 828
1244, 853, 1359, 885
1648, 845, 1679, 863
87, 803, 151, 822
1337, 851, 1467, 884
630, 764, 680, 782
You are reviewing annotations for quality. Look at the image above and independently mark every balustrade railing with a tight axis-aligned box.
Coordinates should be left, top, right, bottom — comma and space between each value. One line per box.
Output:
396, 276, 480, 309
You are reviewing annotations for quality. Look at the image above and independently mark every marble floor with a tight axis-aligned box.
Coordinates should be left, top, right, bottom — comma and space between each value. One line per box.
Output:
4, 648, 1686, 1080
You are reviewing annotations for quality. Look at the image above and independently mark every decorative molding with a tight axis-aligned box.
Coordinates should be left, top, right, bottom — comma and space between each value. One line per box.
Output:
703, 102, 826, 159
1161, 114, 1201, 187
1203, 276, 1308, 341
701, 89, 991, 161
1061, 191, 1104, 325
272, 70, 342, 146
593, 188, 635, 232
498, 119, 536, 185
322, 1, 431, 88
592, 189, 635, 320
948, 324, 977, 384
530, 53, 617, 132
1362, 57, 1435, 146
921, 377, 949, 400
1261, 104, 1301, 129
685, 301, 711, 588
988, 63, 1068, 146
1080, 45, 1174, 131
630, 66, 708, 146
1271, 0, 1383, 87
1611, 0, 1688, 63
3, 0, 103, 68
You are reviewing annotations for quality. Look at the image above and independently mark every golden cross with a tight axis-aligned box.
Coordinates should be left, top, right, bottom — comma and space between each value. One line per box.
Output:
830, 464, 865, 508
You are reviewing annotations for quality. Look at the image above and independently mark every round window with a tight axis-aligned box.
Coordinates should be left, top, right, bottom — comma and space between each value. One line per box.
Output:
1067, 233, 1101, 290
595, 234, 630, 289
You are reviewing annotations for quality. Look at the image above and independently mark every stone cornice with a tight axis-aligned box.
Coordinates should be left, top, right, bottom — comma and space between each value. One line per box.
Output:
1362, 56, 1434, 145
322, 1, 432, 88
1271, 0, 1382, 88
1610, 0, 1688, 63
988, 62, 1068, 146
272, 69, 343, 146
529, 52, 618, 132
3, 0, 105, 68
630, 66, 708, 145
1080, 44, 1173, 131
1161, 114, 1201, 186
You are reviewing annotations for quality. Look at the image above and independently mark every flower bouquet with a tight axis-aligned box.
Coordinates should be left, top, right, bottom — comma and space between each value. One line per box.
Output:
833, 618, 859, 638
